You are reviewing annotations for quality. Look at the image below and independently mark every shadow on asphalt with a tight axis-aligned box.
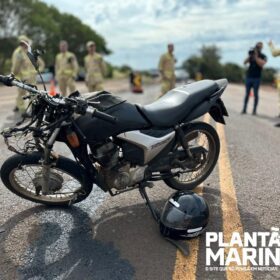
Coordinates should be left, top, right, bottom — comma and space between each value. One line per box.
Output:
254, 113, 280, 124
1, 187, 277, 280
0, 200, 176, 280
0, 206, 135, 280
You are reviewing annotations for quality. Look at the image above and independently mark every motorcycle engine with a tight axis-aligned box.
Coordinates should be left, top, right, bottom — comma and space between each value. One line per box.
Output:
100, 164, 146, 190
93, 142, 119, 168
92, 142, 146, 190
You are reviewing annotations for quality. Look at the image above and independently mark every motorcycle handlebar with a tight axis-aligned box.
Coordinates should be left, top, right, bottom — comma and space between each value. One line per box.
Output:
0, 75, 13, 86
86, 107, 117, 124
93, 110, 117, 124
0, 74, 117, 124
0, 74, 47, 95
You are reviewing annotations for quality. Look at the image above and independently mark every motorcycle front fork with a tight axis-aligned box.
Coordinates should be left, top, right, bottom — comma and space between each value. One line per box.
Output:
41, 127, 61, 194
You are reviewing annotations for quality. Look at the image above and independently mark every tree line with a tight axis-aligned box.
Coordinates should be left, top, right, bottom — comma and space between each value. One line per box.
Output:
182, 45, 277, 84
0, 0, 110, 73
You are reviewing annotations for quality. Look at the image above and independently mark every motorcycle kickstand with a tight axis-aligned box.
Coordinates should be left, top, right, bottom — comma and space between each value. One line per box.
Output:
138, 182, 160, 223
139, 182, 190, 257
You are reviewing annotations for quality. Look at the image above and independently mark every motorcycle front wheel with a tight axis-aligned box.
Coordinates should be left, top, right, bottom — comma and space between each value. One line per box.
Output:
163, 121, 220, 191
0, 152, 93, 206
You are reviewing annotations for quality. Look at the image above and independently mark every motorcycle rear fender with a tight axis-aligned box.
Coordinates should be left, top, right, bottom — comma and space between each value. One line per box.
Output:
209, 98, 228, 124
184, 87, 228, 124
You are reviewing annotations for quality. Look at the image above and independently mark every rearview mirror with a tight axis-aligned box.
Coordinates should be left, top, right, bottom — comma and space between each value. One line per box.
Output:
20, 40, 39, 71
20, 40, 47, 90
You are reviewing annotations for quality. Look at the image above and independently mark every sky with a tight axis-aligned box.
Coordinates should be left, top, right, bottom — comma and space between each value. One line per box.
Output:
43, 0, 280, 70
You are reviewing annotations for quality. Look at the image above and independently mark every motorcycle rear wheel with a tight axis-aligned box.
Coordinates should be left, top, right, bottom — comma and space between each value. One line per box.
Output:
0, 152, 93, 206
163, 121, 220, 191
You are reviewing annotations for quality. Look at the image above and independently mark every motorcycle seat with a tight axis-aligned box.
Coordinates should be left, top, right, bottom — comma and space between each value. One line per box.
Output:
139, 80, 219, 127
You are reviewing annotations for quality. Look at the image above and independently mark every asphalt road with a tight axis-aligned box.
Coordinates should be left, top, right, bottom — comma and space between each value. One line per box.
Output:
0, 81, 279, 280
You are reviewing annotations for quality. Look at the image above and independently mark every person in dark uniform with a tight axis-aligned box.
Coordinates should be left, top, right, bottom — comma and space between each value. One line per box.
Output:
242, 42, 267, 115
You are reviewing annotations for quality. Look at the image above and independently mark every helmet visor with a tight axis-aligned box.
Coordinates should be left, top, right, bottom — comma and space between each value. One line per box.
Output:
161, 203, 191, 230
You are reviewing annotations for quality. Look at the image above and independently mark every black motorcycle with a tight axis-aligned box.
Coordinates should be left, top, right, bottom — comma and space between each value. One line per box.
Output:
0, 44, 228, 207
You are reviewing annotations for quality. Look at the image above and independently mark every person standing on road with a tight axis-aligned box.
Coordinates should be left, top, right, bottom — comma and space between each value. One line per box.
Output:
242, 42, 267, 115
129, 70, 135, 91
158, 43, 176, 97
11, 35, 45, 114
84, 41, 107, 92
268, 40, 280, 118
55, 41, 79, 96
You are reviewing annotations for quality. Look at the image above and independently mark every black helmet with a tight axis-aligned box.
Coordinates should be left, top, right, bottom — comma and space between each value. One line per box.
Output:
160, 191, 209, 239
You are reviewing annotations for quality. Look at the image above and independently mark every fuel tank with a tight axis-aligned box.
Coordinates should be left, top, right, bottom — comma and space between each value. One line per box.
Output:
75, 92, 150, 142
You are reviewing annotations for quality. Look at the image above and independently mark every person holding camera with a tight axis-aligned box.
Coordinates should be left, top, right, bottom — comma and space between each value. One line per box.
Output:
242, 42, 267, 115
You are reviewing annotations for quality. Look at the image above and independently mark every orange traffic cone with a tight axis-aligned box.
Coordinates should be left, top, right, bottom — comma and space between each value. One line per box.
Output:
49, 79, 56, 96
